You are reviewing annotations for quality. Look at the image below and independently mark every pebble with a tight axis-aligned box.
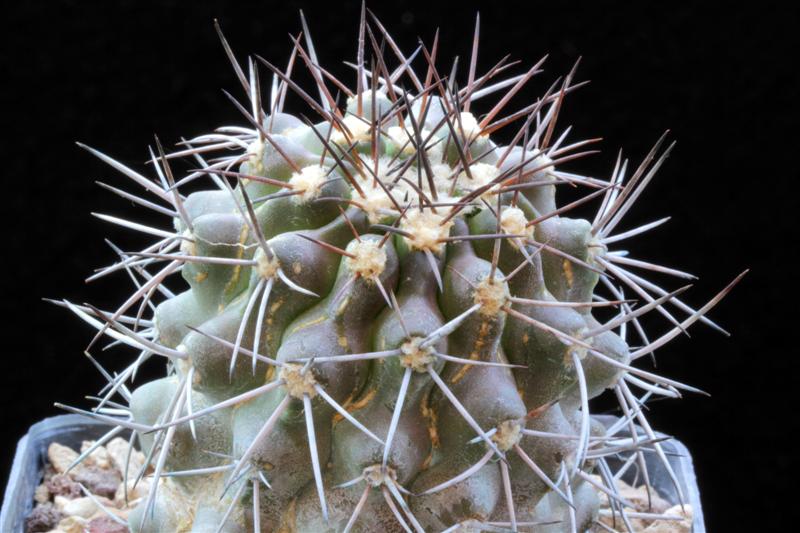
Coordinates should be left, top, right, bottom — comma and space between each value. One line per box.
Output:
56, 516, 88, 533
114, 478, 150, 506
34, 483, 50, 504
87, 516, 130, 533
42, 464, 57, 483
54, 495, 109, 519
617, 481, 672, 514
46, 443, 78, 475
80, 441, 112, 470
106, 437, 145, 477
73, 466, 121, 499
643, 505, 693, 532
45, 474, 81, 499
24, 502, 62, 533
593, 476, 694, 532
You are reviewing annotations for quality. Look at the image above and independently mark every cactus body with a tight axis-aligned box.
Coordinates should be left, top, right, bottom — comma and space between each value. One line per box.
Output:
60, 10, 743, 533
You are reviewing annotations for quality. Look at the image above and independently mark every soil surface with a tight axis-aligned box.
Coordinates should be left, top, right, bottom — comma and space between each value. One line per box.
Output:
588, 474, 693, 532
25, 439, 148, 533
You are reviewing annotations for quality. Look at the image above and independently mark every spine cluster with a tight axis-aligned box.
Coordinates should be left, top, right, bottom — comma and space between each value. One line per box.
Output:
58, 9, 741, 533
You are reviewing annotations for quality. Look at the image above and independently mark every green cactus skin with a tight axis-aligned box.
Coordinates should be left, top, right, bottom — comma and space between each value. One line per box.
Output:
57, 8, 745, 533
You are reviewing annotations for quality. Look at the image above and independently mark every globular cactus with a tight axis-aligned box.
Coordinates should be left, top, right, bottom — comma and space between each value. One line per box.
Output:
56, 8, 743, 533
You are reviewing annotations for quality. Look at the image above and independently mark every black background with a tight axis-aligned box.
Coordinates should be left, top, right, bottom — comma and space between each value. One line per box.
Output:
2, 1, 797, 530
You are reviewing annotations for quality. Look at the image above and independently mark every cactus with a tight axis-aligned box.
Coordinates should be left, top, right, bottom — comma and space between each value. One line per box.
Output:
54, 8, 744, 533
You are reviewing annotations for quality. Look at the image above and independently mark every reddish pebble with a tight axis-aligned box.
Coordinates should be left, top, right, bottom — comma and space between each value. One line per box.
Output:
88, 516, 129, 533
45, 474, 81, 499
24, 502, 63, 533
73, 466, 121, 499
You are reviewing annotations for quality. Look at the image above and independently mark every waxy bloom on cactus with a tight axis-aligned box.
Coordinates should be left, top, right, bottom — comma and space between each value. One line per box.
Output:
54, 7, 744, 533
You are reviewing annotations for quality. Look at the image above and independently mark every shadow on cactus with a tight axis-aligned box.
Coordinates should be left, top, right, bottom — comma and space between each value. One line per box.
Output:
52, 6, 745, 533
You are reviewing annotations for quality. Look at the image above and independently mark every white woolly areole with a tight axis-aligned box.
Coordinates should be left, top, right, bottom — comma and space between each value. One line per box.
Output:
346, 89, 390, 111
428, 163, 458, 202
474, 277, 509, 316
400, 337, 436, 372
175, 357, 194, 379
362, 464, 397, 487
526, 149, 555, 181
391, 163, 459, 206
567, 327, 591, 364
289, 165, 328, 203
359, 185, 396, 224
386, 125, 443, 161
255, 249, 280, 279
387, 125, 416, 156
179, 229, 196, 256
457, 111, 486, 139
459, 161, 500, 198
400, 208, 452, 253
279, 363, 317, 399
500, 206, 534, 243
587, 235, 608, 266
453, 521, 486, 533
492, 420, 523, 451
345, 239, 386, 281
431, 163, 454, 181
351, 157, 400, 223
245, 139, 266, 175
331, 115, 371, 145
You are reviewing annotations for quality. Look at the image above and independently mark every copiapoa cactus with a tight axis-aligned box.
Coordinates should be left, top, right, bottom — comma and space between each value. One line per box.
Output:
54, 7, 744, 532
